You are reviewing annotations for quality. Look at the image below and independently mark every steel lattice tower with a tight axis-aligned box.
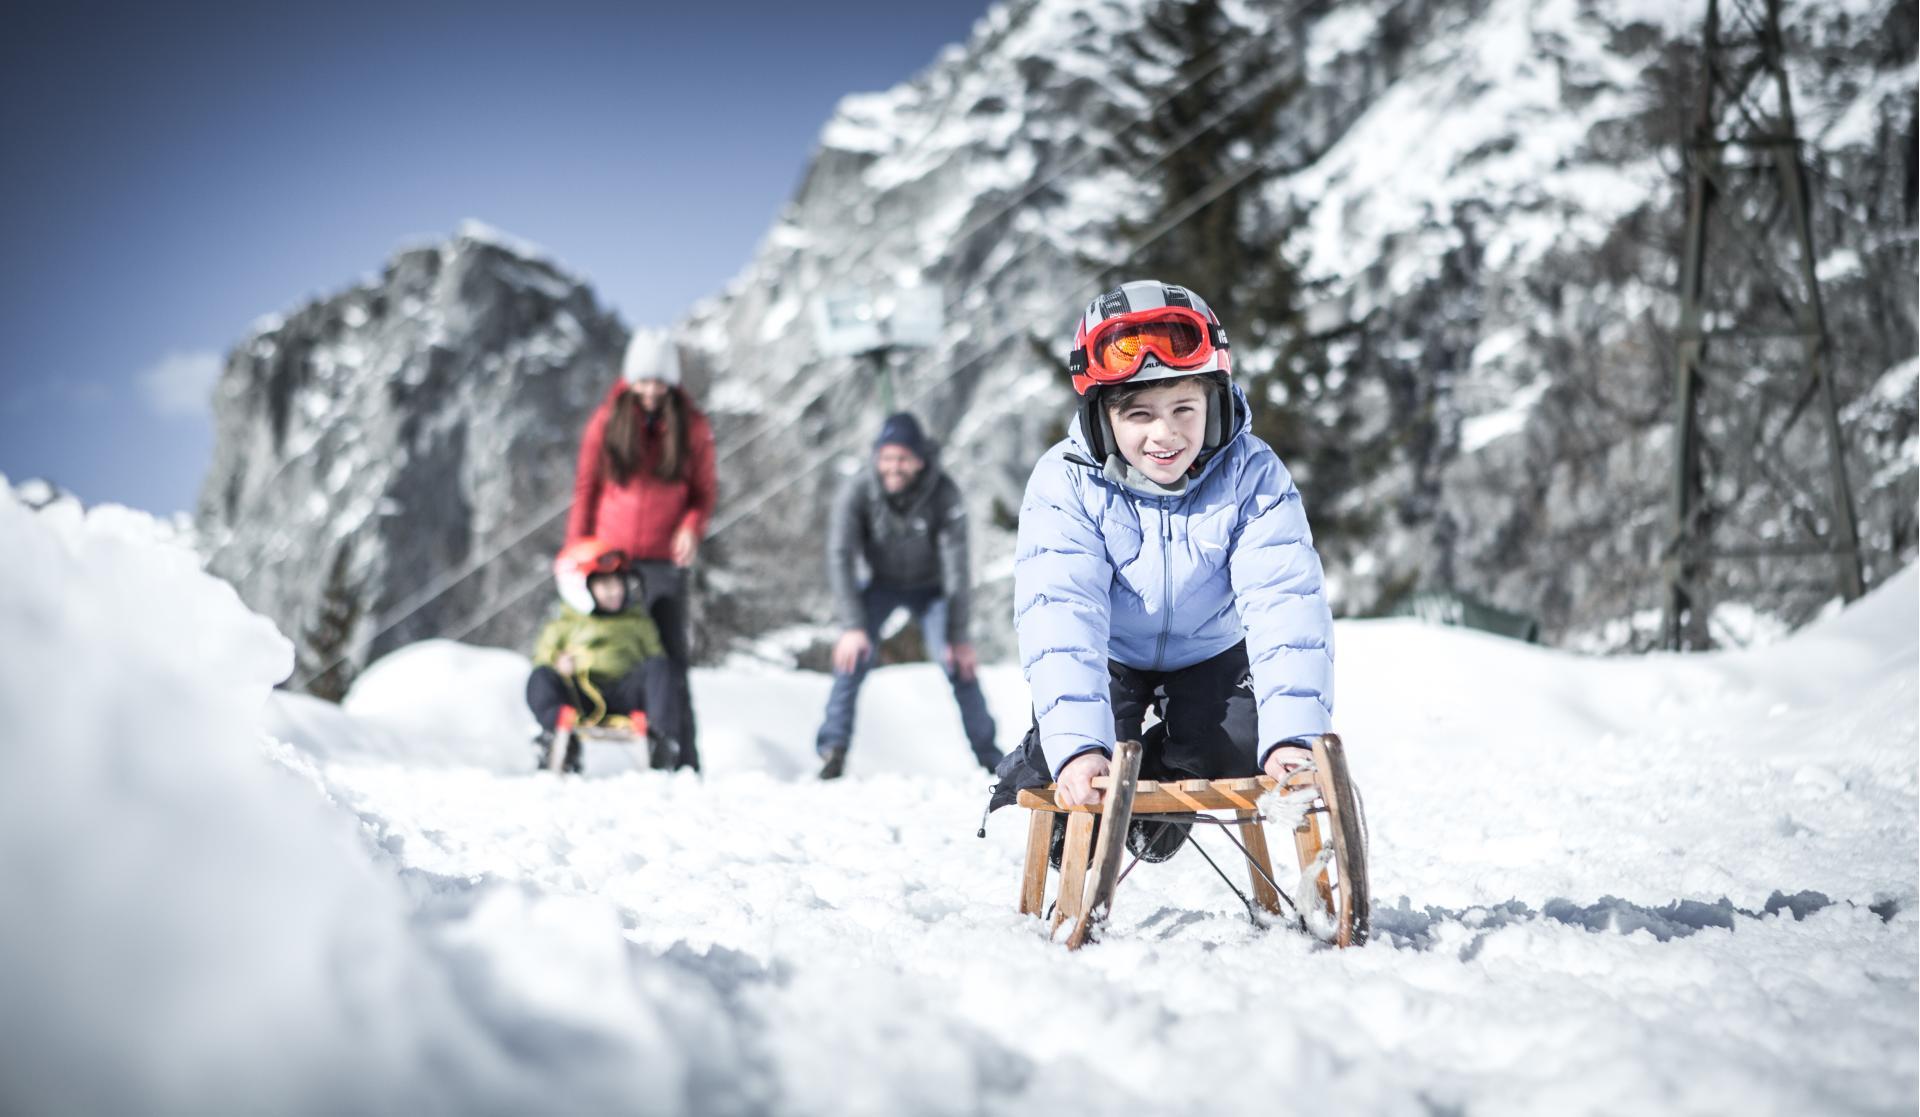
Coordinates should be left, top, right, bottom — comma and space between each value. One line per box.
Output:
1662, 0, 1865, 650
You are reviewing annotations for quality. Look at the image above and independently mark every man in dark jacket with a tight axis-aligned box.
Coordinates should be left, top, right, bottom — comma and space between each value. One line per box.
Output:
813, 412, 1001, 779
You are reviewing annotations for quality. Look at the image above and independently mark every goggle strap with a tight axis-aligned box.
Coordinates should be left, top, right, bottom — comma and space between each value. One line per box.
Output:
1210, 323, 1229, 349
1069, 347, 1088, 375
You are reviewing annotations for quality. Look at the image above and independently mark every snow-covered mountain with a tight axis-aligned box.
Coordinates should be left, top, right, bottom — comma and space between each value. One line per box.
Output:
683, 0, 1916, 651
6, 469, 1915, 1115
197, 0, 1916, 688
198, 223, 631, 696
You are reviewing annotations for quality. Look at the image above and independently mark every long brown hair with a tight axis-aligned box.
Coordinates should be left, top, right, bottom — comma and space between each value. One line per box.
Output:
600, 387, 687, 485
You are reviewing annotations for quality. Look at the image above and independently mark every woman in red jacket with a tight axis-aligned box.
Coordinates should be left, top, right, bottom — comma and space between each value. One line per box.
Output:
565, 331, 717, 769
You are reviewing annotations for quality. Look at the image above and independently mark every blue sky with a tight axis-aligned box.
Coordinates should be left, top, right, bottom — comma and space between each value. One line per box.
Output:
0, 0, 991, 515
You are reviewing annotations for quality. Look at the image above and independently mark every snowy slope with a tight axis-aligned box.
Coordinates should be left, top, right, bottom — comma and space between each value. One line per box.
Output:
2, 486, 1914, 1115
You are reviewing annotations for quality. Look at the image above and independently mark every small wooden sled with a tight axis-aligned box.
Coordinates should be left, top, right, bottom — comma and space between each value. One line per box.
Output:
544, 710, 668, 774
1015, 733, 1369, 949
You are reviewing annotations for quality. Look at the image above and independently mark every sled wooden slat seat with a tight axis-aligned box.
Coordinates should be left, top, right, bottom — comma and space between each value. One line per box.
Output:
1015, 771, 1313, 815
543, 711, 652, 772
574, 721, 642, 742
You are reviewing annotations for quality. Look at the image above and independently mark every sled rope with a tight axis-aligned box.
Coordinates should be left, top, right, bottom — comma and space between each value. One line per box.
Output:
573, 671, 610, 726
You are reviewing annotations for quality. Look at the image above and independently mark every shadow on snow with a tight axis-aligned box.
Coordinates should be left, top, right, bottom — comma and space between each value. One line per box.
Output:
1370, 891, 1902, 958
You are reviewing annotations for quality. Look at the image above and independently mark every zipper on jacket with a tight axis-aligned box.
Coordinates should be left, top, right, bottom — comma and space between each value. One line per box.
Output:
1154, 496, 1173, 670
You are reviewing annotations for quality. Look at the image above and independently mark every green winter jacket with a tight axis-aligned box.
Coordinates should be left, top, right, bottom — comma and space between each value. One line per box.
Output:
531, 605, 666, 724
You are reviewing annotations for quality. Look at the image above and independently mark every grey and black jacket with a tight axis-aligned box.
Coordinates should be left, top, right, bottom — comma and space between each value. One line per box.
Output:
827, 463, 974, 643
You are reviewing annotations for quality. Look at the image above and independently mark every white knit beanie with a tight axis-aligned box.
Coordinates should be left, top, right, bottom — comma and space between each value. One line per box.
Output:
621, 330, 682, 386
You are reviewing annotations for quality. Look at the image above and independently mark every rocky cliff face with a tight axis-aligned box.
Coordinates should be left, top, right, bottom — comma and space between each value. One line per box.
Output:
199, 224, 628, 696
201, 0, 1916, 688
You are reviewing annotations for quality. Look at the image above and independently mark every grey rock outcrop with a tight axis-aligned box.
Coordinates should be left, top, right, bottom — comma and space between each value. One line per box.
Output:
199, 224, 626, 695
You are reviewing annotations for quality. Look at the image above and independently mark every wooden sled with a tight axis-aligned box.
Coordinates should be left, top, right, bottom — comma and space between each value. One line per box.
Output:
1015, 733, 1369, 949
544, 710, 668, 774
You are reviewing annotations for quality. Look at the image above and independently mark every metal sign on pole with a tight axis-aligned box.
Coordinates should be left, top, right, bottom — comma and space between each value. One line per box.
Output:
812, 284, 944, 413
1662, 0, 1865, 650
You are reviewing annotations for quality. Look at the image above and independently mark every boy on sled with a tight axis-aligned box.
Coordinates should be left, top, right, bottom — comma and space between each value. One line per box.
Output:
989, 280, 1336, 865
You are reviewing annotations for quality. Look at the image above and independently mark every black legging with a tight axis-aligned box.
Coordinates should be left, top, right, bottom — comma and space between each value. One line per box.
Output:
633, 560, 698, 769
988, 642, 1259, 812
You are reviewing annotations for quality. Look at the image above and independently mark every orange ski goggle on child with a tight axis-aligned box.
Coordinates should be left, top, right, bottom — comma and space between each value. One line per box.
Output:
1071, 306, 1222, 393
555, 539, 629, 576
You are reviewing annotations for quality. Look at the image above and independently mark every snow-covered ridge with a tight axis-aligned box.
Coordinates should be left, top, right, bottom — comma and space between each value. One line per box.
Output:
451, 217, 576, 276
6, 477, 1915, 1114
1289, 0, 1670, 299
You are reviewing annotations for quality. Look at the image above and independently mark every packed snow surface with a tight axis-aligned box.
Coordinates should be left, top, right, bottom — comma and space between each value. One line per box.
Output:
2, 486, 1915, 1115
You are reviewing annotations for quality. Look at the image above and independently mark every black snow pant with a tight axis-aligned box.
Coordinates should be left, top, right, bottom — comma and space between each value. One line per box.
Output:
632, 560, 699, 770
525, 660, 693, 770
985, 642, 1259, 865
988, 641, 1259, 812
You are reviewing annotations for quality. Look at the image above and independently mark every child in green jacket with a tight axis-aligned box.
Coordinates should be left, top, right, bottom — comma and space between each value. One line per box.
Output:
526, 538, 694, 773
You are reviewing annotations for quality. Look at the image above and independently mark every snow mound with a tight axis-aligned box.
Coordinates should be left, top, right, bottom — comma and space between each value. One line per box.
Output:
0, 488, 776, 1115
339, 638, 538, 767
277, 638, 1033, 781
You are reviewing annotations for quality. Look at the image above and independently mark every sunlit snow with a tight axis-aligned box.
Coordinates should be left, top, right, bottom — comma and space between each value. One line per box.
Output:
2, 483, 1914, 1115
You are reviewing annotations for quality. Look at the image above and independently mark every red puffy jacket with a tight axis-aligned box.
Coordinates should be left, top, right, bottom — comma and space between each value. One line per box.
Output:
565, 381, 718, 561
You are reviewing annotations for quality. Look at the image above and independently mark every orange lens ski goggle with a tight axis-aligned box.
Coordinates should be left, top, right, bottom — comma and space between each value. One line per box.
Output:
557, 542, 629, 575
1071, 306, 1220, 391
584, 550, 627, 573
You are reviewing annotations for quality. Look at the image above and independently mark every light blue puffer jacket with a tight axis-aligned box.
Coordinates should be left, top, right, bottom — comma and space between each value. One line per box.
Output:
1013, 386, 1334, 775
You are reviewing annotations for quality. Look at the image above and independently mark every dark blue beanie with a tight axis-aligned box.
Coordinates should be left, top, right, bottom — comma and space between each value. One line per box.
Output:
873, 412, 929, 459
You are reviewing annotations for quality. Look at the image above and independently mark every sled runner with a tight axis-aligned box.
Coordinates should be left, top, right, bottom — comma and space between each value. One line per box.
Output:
543, 709, 675, 774
1016, 733, 1369, 949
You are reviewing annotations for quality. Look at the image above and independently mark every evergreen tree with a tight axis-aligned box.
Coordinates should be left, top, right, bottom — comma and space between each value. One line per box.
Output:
1087, 0, 1380, 548
300, 543, 364, 702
